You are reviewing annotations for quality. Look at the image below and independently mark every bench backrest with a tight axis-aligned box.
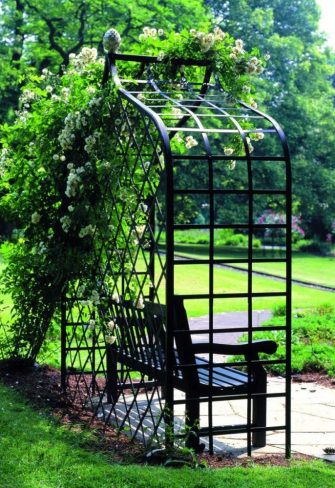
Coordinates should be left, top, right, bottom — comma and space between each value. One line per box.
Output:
108, 296, 199, 389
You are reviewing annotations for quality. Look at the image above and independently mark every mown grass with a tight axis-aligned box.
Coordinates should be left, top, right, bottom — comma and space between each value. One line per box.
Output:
0, 383, 334, 488
173, 243, 335, 288
172, 264, 335, 317
1, 248, 334, 368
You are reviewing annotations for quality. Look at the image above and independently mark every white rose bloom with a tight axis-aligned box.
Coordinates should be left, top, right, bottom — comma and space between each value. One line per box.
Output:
105, 335, 117, 345
60, 215, 71, 232
254, 130, 265, 141
88, 319, 96, 330
185, 135, 198, 149
224, 147, 234, 156
112, 292, 120, 303
107, 320, 115, 330
134, 296, 145, 310
246, 137, 254, 153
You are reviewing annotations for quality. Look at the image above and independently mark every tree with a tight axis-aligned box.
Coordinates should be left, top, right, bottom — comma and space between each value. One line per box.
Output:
0, 0, 210, 121
206, 0, 335, 239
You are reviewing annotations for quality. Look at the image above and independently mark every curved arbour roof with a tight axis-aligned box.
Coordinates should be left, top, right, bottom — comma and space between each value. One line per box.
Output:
104, 52, 292, 289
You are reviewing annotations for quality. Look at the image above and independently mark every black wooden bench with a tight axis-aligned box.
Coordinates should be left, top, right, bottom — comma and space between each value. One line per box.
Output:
106, 296, 277, 450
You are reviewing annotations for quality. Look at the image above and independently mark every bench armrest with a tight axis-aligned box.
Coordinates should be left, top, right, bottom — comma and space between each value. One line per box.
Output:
192, 339, 277, 357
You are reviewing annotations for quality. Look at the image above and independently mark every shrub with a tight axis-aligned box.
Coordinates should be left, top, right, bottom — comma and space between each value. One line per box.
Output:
252, 310, 335, 377
272, 303, 286, 317
295, 238, 333, 255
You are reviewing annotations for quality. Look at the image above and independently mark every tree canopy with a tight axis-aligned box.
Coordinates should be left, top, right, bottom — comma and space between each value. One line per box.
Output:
1, 0, 334, 238
206, 0, 335, 239
0, 0, 210, 120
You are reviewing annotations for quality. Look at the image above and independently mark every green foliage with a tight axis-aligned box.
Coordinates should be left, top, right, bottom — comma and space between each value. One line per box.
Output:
272, 303, 286, 317
0, 49, 137, 358
250, 308, 335, 377
206, 0, 335, 240
167, 229, 261, 248
295, 239, 334, 256
0, 0, 211, 122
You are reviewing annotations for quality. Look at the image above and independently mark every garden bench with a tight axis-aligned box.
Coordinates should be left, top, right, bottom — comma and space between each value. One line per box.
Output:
106, 296, 277, 450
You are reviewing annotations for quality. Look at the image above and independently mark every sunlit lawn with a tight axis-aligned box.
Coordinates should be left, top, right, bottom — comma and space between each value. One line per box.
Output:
172, 262, 335, 317
1, 250, 334, 324
173, 244, 335, 288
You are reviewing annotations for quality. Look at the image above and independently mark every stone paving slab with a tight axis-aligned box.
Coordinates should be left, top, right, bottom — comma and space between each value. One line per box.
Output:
103, 377, 335, 462
189, 310, 272, 345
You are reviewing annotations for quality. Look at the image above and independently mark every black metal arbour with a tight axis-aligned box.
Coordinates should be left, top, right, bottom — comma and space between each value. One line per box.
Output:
61, 51, 292, 457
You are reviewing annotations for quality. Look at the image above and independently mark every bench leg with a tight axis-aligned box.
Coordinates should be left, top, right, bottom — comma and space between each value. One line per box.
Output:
185, 393, 204, 453
252, 369, 267, 448
106, 345, 118, 404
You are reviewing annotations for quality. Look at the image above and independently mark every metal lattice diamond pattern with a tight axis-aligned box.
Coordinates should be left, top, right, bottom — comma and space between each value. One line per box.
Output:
62, 91, 168, 443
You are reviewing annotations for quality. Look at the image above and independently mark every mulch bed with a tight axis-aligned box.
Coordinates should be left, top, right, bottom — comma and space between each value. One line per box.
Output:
0, 362, 328, 468
292, 372, 335, 389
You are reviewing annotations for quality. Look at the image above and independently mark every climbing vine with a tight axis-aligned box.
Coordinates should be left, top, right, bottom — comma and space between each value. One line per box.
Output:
0, 26, 267, 359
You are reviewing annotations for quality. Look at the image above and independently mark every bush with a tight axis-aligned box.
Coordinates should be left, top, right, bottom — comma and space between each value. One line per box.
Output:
171, 229, 261, 248
295, 238, 333, 255
272, 303, 286, 317
238, 309, 335, 377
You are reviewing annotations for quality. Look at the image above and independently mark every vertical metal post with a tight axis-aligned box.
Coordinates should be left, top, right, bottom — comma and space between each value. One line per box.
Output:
149, 196, 155, 302
60, 294, 67, 393
246, 140, 253, 457
91, 309, 96, 397
164, 147, 175, 448
285, 147, 292, 459
208, 154, 214, 454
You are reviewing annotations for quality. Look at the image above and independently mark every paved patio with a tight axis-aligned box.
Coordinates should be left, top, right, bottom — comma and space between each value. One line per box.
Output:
103, 377, 335, 462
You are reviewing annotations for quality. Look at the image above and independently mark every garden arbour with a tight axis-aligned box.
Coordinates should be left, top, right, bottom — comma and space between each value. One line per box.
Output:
60, 48, 292, 456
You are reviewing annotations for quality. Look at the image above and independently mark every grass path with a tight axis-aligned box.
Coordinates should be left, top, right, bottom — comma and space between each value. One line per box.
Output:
174, 244, 335, 288
0, 383, 334, 488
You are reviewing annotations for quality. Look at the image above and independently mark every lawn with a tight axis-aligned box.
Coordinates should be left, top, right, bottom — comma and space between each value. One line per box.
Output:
173, 244, 335, 288
1, 250, 334, 325
0, 383, 334, 488
172, 264, 335, 317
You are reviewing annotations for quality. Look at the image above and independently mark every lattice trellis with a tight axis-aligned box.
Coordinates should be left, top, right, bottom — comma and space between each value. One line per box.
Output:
61, 53, 292, 457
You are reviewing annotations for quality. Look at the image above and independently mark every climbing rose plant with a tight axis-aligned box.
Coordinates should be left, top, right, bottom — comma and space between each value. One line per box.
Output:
0, 27, 267, 359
